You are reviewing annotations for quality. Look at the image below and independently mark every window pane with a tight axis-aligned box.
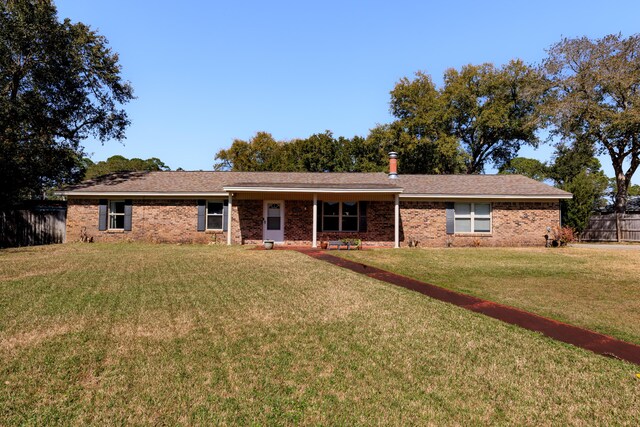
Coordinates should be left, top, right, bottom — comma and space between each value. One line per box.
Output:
207, 216, 222, 230
323, 202, 339, 216
267, 217, 280, 230
455, 203, 471, 216
110, 201, 125, 214
455, 218, 471, 232
267, 203, 281, 216
208, 202, 223, 215
323, 217, 339, 231
474, 218, 491, 232
342, 216, 358, 231
110, 214, 124, 229
475, 203, 491, 216
342, 201, 358, 216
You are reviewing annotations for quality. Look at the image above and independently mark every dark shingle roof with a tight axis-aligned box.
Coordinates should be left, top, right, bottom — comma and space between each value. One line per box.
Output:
60, 171, 571, 198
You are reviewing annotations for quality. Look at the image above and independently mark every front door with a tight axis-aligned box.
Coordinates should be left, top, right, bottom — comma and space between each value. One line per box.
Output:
263, 200, 284, 242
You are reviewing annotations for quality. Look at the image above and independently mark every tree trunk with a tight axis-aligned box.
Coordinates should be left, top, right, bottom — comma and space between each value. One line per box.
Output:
613, 170, 628, 242
613, 170, 628, 214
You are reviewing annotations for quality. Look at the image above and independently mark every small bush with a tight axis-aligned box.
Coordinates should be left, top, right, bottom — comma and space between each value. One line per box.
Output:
552, 226, 576, 245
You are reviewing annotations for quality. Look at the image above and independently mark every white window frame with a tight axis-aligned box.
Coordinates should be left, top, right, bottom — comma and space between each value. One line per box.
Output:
454, 202, 492, 233
322, 201, 359, 232
206, 200, 224, 231
108, 200, 125, 230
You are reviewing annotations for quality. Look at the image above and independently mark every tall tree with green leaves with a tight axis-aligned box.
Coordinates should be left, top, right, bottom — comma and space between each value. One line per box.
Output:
84, 155, 170, 180
543, 33, 640, 213
386, 62, 542, 174
0, 0, 134, 207
214, 132, 285, 171
498, 157, 549, 181
384, 71, 463, 173
548, 143, 608, 233
441, 60, 543, 174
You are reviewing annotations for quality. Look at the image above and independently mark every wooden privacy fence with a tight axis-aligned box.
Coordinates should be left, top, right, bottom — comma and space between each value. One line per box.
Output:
581, 213, 640, 242
0, 202, 66, 248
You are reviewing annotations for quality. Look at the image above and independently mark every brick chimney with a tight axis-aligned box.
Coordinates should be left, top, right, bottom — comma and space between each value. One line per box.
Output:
388, 152, 398, 179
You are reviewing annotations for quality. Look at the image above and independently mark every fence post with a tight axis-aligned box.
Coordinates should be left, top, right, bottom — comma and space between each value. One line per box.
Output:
616, 213, 622, 242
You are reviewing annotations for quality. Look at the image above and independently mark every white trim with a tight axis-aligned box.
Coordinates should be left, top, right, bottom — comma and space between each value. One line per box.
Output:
263, 200, 285, 243
227, 194, 233, 245
224, 186, 403, 194
205, 200, 224, 231
58, 191, 229, 197
453, 202, 492, 234
394, 194, 399, 248
61, 191, 568, 200
108, 200, 125, 231
312, 194, 318, 248
400, 194, 571, 200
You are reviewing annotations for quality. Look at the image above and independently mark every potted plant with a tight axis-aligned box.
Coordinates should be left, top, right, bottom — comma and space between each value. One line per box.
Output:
263, 240, 274, 250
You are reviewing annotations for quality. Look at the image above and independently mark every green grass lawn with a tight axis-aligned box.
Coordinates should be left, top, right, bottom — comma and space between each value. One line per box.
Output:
1, 243, 639, 425
336, 246, 640, 346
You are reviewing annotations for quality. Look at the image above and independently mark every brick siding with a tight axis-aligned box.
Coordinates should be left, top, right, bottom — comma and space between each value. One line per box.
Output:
66, 198, 560, 247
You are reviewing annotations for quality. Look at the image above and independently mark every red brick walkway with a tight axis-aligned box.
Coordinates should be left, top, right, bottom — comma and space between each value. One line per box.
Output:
296, 248, 640, 366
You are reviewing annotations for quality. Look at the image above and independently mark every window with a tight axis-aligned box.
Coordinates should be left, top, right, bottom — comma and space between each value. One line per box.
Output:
206, 201, 224, 230
323, 201, 359, 232
109, 200, 125, 230
454, 203, 491, 233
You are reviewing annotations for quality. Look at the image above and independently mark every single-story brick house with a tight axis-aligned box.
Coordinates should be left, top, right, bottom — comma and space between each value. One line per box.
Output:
59, 154, 572, 247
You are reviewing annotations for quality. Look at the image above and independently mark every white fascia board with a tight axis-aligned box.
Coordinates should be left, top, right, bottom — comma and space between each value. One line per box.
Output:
400, 193, 572, 200
223, 186, 404, 194
59, 191, 229, 197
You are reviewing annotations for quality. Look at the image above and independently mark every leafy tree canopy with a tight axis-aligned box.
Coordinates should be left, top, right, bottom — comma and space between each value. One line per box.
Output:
214, 131, 386, 173
0, 0, 133, 207
387, 60, 543, 174
84, 155, 170, 180
542, 33, 640, 213
498, 157, 549, 181
548, 143, 608, 232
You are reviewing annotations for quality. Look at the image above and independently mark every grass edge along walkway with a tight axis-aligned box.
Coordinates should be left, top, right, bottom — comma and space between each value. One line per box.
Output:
296, 248, 640, 366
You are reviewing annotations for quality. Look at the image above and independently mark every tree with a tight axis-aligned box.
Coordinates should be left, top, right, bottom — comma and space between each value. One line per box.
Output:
214, 132, 285, 171
548, 143, 608, 233
543, 34, 640, 213
0, 0, 133, 207
214, 131, 387, 173
441, 60, 543, 173
385, 71, 463, 174
386, 62, 542, 174
84, 155, 170, 180
498, 157, 549, 181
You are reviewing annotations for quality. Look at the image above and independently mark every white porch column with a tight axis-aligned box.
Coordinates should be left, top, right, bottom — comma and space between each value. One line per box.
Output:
312, 194, 318, 248
394, 194, 400, 248
227, 193, 233, 245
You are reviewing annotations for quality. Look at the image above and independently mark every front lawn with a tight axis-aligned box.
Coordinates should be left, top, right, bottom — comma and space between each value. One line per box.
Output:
336, 246, 640, 345
1, 244, 639, 425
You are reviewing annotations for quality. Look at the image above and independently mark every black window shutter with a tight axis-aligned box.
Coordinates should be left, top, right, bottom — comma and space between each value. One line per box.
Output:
222, 199, 229, 231
359, 201, 368, 232
445, 202, 455, 234
98, 199, 108, 231
124, 200, 133, 231
316, 200, 323, 232
197, 200, 206, 231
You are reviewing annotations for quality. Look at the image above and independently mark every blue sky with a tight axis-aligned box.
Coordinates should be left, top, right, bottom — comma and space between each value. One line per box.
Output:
56, 0, 639, 182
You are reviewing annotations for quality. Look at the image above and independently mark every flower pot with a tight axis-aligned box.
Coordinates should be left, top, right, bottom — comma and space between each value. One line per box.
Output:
264, 240, 274, 250
320, 241, 328, 249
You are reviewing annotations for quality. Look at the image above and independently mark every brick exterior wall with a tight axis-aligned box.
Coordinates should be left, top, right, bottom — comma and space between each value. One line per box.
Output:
66, 198, 560, 247
400, 201, 560, 247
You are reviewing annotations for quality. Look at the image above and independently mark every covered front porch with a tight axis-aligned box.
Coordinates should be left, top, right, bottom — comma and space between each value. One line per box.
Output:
223, 183, 404, 248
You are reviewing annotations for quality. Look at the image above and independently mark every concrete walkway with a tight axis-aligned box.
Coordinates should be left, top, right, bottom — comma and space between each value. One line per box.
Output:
296, 248, 640, 366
